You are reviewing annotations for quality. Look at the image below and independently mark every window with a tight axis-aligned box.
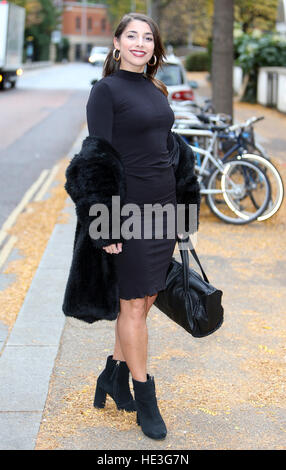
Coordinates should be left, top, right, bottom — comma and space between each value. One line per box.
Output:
87, 17, 92, 31
101, 18, 106, 32
75, 17, 81, 31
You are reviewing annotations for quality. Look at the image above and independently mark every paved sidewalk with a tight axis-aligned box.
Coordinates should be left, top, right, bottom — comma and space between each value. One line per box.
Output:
0, 97, 285, 450
0, 128, 86, 450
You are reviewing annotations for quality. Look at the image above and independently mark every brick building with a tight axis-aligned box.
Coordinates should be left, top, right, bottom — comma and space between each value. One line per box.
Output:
56, 1, 113, 61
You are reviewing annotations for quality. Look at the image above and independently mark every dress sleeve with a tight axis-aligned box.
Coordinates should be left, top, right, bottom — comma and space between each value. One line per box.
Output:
86, 80, 114, 143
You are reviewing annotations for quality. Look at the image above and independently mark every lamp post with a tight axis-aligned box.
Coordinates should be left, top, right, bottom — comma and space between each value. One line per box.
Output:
81, 0, 87, 61
146, 0, 151, 16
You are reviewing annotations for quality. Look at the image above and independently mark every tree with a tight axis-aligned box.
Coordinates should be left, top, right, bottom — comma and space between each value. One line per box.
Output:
211, 0, 234, 118
93, 0, 211, 45
160, 0, 211, 47
24, 0, 61, 61
234, 0, 279, 33
10, 0, 43, 27
148, 0, 173, 28
101, 0, 147, 32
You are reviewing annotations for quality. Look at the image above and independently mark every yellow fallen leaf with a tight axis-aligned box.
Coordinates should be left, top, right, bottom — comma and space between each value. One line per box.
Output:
198, 407, 217, 416
258, 345, 275, 354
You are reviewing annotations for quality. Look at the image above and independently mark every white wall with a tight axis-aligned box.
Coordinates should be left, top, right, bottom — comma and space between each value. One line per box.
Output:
277, 74, 286, 112
257, 67, 286, 113
233, 66, 243, 94
257, 69, 269, 106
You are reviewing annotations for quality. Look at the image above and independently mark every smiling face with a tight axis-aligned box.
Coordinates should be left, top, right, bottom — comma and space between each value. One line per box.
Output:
113, 19, 155, 72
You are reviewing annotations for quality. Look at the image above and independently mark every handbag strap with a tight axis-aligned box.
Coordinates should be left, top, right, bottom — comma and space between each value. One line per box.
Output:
189, 247, 210, 284
177, 235, 210, 284
179, 246, 190, 293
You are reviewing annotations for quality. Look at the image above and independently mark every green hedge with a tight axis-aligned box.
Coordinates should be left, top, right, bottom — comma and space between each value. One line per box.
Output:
235, 31, 286, 102
185, 51, 209, 71
56, 37, 70, 62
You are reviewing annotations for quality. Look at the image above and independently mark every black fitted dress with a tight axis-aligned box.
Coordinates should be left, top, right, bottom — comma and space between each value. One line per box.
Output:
86, 68, 178, 300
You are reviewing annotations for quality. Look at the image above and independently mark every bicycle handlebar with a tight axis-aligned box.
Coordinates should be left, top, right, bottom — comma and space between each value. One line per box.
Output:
171, 99, 265, 133
228, 116, 264, 131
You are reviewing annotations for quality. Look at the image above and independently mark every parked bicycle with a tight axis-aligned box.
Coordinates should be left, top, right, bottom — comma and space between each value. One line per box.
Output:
172, 127, 271, 225
171, 108, 284, 223
214, 117, 283, 222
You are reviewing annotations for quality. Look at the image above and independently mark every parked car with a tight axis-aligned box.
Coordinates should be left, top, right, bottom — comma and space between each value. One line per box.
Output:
89, 46, 109, 83
88, 46, 109, 66
155, 54, 198, 102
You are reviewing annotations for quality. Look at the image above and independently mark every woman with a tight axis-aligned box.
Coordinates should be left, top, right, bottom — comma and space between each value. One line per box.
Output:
63, 12, 200, 441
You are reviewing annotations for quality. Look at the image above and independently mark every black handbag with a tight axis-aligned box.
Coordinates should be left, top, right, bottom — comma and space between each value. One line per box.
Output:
154, 236, 224, 338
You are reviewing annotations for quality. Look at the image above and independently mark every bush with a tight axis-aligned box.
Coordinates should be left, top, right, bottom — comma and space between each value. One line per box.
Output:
234, 31, 286, 102
185, 51, 209, 71
56, 37, 70, 62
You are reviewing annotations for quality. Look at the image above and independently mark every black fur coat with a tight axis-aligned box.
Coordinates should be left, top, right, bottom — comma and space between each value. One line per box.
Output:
62, 132, 201, 324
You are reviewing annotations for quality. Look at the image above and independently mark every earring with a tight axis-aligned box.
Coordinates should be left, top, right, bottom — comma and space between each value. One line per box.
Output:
113, 49, 120, 61
147, 55, 157, 66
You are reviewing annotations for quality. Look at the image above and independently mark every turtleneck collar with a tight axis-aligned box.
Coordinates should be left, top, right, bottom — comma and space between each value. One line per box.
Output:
114, 68, 146, 81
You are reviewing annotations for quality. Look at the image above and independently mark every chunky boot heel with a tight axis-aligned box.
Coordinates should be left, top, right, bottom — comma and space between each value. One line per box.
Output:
132, 374, 167, 440
93, 355, 136, 412
93, 383, 107, 408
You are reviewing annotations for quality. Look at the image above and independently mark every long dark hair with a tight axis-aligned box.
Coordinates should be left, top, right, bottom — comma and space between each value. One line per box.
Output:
103, 12, 168, 97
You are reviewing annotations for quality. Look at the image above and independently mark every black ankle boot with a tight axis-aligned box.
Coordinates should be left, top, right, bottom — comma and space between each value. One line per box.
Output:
132, 374, 167, 440
94, 355, 136, 412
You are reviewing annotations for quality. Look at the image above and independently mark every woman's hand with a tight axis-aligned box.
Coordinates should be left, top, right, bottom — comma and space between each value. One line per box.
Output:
102, 243, 122, 254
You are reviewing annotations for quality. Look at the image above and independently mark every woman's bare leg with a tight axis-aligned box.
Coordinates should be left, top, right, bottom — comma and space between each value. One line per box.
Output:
115, 296, 149, 382
112, 293, 158, 362
145, 293, 158, 317
112, 318, 125, 361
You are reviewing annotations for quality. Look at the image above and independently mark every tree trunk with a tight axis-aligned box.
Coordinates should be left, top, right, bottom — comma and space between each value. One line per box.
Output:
211, 0, 234, 119
150, 0, 161, 28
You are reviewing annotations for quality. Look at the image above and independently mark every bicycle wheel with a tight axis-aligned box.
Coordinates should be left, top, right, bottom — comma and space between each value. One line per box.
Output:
246, 141, 270, 161
235, 154, 284, 221
206, 159, 271, 225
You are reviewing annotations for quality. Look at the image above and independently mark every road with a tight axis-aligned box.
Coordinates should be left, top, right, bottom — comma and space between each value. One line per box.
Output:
0, 63, 98, 226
